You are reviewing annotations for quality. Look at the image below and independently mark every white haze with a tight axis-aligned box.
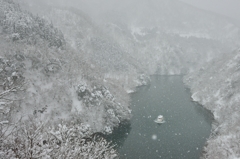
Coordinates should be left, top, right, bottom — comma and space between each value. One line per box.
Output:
1, 0, 240, 158
179, 0, 240, 22
22, 0, 240, 23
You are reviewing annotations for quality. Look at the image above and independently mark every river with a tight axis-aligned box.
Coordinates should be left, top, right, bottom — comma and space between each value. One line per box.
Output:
108, 75, 212, 159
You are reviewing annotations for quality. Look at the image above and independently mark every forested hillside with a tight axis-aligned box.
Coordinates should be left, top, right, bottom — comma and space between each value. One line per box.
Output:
184, 49, 240, 159
0, 0, 240, 158
21, 0, 240, 75
0, 0, 136, 158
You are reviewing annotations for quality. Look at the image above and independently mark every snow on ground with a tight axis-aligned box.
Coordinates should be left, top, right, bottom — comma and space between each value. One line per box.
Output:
184, 49, 240, 159
130, 26, 147, 37
179, 32, 211, 39
1, 0, 240, 158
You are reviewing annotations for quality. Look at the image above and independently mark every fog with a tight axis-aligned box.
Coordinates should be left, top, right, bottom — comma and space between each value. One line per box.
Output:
26, 0, 240, 22
1, 0, 240, 158
179, 0, 240, 21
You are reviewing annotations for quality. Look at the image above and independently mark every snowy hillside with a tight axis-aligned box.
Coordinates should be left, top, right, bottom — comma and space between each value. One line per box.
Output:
0, 0, 135, 158
1, 0, 240, 158
77, 0, 238, 75
184, 49, 240, 159
0, 0, 140, 131
87, 0, 239, 42
21, 0, 240, 75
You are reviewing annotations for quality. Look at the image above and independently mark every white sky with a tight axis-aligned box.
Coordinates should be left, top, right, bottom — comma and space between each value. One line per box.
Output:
179, 0, 240, 21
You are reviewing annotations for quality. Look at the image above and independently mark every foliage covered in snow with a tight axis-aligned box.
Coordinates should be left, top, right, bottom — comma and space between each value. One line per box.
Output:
0, 56, 25, 123
0, 1, 134, 158
0, 119, 118, 159
184, 49, 240, 159
76, 83, 131, 134
0, 0, 65, 48
1, 0, 240, 158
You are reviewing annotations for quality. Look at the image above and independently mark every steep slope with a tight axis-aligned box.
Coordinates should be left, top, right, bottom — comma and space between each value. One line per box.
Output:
84, 0, 239, 42
0, 0, 132, 145
47, 8, 139, 74
86, 0, 239, 74
2, 0, 240, 158
0, 1, 139, 158
184, 49, 240, 159
0, 0, 65, 48
20, 0, 240, 75
20, 1, 149, 86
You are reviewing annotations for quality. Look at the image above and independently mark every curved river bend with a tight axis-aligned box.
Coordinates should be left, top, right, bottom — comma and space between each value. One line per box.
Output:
108, 76, 212, 159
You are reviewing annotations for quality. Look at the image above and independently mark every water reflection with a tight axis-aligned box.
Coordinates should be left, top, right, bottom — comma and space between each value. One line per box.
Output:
184, 87, 214, 126
105, 122, 132, 149
107, 75, 212, 159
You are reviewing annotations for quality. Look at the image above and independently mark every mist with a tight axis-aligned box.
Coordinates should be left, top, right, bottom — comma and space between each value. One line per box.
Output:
179, 0, 240, 22
1, 0, 240, 158
27, 0, 240, 21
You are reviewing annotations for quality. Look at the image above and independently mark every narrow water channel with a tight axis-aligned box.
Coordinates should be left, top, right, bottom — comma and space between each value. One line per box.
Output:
108, 75, 212, 159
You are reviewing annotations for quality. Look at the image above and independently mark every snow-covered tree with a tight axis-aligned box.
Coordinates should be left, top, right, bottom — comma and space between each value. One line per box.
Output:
0, 118, 118, 158
0, 0, 65, 48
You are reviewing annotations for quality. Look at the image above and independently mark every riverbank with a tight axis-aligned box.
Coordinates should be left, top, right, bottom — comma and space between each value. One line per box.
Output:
107, 75, 213, 159
184, 49, 240, 159
1, 0, 239, 158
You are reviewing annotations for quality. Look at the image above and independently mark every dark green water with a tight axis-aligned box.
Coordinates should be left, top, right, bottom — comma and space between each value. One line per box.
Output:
109, 76, 212, 159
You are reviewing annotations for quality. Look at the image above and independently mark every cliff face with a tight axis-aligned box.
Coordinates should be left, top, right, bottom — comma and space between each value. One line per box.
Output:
184, 49, 240, 159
